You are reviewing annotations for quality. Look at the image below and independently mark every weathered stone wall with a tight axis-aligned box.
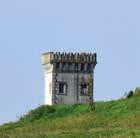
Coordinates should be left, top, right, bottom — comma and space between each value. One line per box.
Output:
54, 73, 78, 104
48, 73, 93, 104
42, 52, 96, 105
78, 73, 93, 104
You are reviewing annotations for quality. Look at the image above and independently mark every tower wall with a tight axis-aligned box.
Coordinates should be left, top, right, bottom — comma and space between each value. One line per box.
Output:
44, 73, 53, 105
43, 63, 53, 105
42, 52, 97, 105
52, 73, 93, 104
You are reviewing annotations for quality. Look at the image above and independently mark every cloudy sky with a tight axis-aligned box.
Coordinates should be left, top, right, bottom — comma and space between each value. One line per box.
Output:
0, 0, 140, 124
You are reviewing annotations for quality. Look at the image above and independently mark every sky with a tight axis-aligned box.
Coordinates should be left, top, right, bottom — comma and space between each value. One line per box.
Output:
0, 0, 140, 124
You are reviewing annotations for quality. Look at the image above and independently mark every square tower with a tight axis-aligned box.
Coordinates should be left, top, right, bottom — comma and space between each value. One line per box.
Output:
42, 52, 97, 105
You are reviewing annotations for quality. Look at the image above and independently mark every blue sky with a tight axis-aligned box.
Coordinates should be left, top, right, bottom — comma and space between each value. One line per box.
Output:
0, 0, 140, 124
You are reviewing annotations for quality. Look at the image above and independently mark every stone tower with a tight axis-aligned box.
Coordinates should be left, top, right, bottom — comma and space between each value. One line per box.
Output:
42, 52, 97, 105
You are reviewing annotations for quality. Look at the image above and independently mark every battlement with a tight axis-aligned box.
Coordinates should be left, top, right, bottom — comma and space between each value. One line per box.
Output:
42, 52, 97, 65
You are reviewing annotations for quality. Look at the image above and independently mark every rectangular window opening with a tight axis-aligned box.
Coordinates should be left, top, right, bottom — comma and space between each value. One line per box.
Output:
81, 84, 88, 95
81, 64, 84, 72
58, 82, 67, 94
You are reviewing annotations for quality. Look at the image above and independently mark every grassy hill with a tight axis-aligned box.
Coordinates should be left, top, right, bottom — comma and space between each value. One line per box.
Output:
0, 96, 140, 138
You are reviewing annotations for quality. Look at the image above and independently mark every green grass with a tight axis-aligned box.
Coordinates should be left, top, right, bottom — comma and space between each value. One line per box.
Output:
1, 96, 140, 138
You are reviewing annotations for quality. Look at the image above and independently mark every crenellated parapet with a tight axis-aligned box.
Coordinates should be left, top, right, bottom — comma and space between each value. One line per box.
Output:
42, 52, 97, 64
42, 52, 97, 73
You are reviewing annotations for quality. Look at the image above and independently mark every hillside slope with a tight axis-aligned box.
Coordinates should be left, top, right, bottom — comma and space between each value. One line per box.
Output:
0, 96, 140, 138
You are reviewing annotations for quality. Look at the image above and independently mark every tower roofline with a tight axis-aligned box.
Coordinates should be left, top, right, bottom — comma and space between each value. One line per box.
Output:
42, 52, 97, 65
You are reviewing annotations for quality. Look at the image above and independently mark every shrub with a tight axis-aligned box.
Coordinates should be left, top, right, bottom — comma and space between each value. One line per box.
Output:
127, 90, 134, 98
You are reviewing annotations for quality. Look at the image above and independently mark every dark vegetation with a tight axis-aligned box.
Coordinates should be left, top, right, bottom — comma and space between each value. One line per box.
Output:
0, 88, 140, 138
126, 90, 134, 98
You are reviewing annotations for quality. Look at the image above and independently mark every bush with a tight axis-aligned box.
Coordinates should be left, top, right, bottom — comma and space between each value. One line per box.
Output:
127, 90, 134, 98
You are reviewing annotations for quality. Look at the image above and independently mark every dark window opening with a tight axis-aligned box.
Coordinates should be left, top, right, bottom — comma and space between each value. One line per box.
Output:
87, 64, 91, 72
58, 82, 67, 94
81, 84, 88, 95
81, 64, 84, 72
75, 63, 78, 71
56, 63, 60, 70
62, 63, 65, 70
92, 56, 94, 61
68, 63, 72, 71
82, 56, 84, 61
